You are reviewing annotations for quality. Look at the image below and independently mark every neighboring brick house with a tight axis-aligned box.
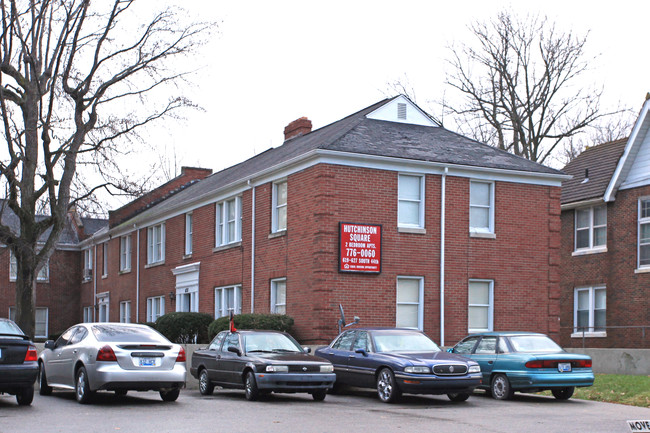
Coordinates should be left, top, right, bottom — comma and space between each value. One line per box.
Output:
77, 95, 567, 346
0, 203, 107, 339
560, 97, 650, 348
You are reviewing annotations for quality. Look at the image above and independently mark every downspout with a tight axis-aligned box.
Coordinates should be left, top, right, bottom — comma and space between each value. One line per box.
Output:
136, 228, 140, 321
440, 167, 447, 347
93, 244, 97, 322
250, 183, 256, 313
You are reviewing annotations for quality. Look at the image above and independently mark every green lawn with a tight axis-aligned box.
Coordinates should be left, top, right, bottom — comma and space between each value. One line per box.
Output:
568, 374, 650, 407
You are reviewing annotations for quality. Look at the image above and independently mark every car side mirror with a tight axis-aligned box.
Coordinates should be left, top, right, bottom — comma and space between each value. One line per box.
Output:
227, 346, 242, 356
303, 346, 311, 353
446, 348, 454, 353
44, 340, 55, 350
355, 349, 368, 357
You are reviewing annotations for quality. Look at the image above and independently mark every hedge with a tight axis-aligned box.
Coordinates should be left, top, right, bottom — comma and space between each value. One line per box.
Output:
155, 312, 213, 344
208, 314, 294, 340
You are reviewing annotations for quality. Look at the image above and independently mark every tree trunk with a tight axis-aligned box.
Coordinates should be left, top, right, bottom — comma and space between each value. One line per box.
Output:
15, 257, 37, 338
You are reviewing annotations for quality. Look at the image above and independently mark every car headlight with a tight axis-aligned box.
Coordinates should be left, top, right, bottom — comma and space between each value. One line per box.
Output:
468, 365, 481, 374
404, 366, 430, 374
265, 365, 289, 372
320, 364, 334, 373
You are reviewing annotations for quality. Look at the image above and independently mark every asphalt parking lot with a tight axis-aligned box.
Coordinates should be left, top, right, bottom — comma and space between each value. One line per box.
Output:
1, 388, 648, 433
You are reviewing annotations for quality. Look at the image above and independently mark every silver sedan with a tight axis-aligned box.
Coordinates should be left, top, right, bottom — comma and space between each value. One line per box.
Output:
38, 323, 186, 404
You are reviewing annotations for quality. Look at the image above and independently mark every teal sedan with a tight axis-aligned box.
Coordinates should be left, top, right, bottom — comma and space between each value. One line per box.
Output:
448, 332, 594, 400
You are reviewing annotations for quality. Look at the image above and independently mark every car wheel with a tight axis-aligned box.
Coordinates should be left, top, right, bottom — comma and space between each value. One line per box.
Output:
38, 363, 52, 396
312, 389, 327, 401
160, 388, 180, 402
75, 366, 95, 404
551, 387, 575, 400
16, 386, 34, 406
244, 371, 259, 401
199, 369, 214, 396
114, 389, 128, 397
376, 368, 401, 403
447, 392, 470, 402
491, 374, 514, 400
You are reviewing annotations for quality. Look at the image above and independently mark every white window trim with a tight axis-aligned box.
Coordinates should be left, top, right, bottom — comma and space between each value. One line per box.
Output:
638, 197, 650, 270
272, 181, 287, 233
119, 301, 131, 323
83, 248, 93, 280
146, 295, 165, 323
176, 286, 199, 313
83, 306, 94, 323
572, 285, 606, 338
469, 180, 495, 234
185, 213, 193, 256
214, 285, 242, 318
574, 205, 607, 252
102, 242, 108, 277
120, 235, 131, 272
215, 197, 243, 247
97, 294, 110, 323
147, 223, 166, 265
396, 276, 424, 330
9, 307, 48, 338
468, 279, 494, 333
270, 278, 287, 314
398, 174, 425, 229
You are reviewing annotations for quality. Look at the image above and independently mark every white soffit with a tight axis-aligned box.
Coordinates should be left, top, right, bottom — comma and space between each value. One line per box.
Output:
366, 95, 437, 127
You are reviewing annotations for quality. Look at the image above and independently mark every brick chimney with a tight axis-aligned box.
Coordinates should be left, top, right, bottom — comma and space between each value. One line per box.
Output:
284, 117, 312, 141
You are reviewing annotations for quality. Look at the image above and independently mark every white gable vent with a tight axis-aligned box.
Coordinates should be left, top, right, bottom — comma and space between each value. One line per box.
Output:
397, 103, 407, 120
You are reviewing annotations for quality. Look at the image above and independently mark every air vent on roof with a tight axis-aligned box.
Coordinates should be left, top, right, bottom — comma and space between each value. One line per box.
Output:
397, 103, 407, 120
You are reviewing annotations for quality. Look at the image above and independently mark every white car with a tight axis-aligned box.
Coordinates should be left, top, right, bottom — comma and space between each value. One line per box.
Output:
38, 323, 186, 403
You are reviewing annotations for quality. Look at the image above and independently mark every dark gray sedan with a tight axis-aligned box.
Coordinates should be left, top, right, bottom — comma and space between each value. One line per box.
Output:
190, 330, 336, 401
0, 318, 38, 405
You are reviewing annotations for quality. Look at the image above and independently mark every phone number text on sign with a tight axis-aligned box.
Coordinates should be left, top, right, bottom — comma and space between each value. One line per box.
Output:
339, 223, 382, 273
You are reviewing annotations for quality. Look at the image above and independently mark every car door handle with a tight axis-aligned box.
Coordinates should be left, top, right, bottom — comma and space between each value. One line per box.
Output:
348, 355, 355, 358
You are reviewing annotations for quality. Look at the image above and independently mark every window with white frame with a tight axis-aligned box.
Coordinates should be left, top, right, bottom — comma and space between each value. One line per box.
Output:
215, 285, 242, 318
270, 278, 286, 314
120, 235, 131, 272
102, 242, 108, 277
146, 296, 165, 322
639, 198, 650, 268
468, 280, 494, 333
469, 181, 494, 233
147, 223, 165, 264
176, 288, 199, 313
97, 295, 109, 322
83, 248, 93, 280
272, 181, 287, 233
9, 307, 48, 338
119, 301, 131, 323
575, 205, 607, 251
574, 286, 606, 334
398, 174, 424, 228
216, 197, 242, 246
396, 277, 423, 329
185, 213, 193, 255
83, 306, 93, 323
9, 250, 49, 282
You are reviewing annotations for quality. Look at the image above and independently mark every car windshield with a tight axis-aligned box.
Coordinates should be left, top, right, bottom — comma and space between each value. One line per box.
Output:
509, 335, 562, 353
372, 331, 440, 353
0, 320, 24, 336
92, 324, 168, 343
244, 333, 302, 353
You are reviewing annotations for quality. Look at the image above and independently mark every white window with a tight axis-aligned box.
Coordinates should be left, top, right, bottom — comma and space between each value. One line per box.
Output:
9, 250, 49, 282
97, 295, 109, 322
396, 277, 423, 330
146, 296, 165, 322
574, 286, 606, 335
147, 223, 165, 264
8, 307, 48, 338
119, 301, 131, 323
639, 198, 650, 268
120, 235, 131, 272
468, 280, 494, 333
575, 205, 607, 251
470, 181, 495, 234
270, 278, 287, 314
176, 288, 198, 313
215, 285, 242, 318
216, 197, 242, 246
102, 242, 108, 277
83, 306, 93, 323
398, 174, 424, 228
272, 181, 287, 233
185, 213, 193, 255
83, 248, 93, 280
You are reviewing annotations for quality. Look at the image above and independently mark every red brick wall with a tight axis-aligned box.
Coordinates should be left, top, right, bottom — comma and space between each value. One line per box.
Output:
560, 185, 650, 348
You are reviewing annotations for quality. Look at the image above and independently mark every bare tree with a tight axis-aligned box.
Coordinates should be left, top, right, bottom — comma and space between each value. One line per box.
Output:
444, 11, 620, 164
0, 0, 211, 337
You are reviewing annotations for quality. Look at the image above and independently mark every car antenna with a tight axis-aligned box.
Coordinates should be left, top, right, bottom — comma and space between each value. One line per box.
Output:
338, 304, 360, 334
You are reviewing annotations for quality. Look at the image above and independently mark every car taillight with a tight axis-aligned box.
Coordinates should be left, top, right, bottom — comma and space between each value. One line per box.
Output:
24, 345, 37, 362
175, 347, 186, 363
96, 345, 117, 362
575, 359, 592, 368
525, 359, 593, 368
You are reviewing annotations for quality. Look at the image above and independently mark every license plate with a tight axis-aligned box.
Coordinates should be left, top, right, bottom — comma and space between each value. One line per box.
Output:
558, 363, 572, 372
138, 357, 157, 367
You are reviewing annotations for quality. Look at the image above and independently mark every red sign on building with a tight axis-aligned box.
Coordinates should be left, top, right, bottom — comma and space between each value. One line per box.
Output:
339, 222, 382, 273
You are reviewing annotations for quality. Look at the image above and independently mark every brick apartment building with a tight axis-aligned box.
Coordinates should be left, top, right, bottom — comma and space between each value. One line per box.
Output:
560, 97, 650, 348
3, 96, 568, 346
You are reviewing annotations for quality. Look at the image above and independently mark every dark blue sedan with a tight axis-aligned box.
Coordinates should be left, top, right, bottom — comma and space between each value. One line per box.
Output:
315, 327, 482, 403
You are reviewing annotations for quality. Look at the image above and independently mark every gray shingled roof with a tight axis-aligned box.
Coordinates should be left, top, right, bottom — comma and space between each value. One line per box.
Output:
125, 97, 564, 226
561, 138, 627, 205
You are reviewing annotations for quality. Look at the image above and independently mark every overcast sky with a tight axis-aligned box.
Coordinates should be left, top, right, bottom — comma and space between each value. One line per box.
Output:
138, 0, 648, 191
